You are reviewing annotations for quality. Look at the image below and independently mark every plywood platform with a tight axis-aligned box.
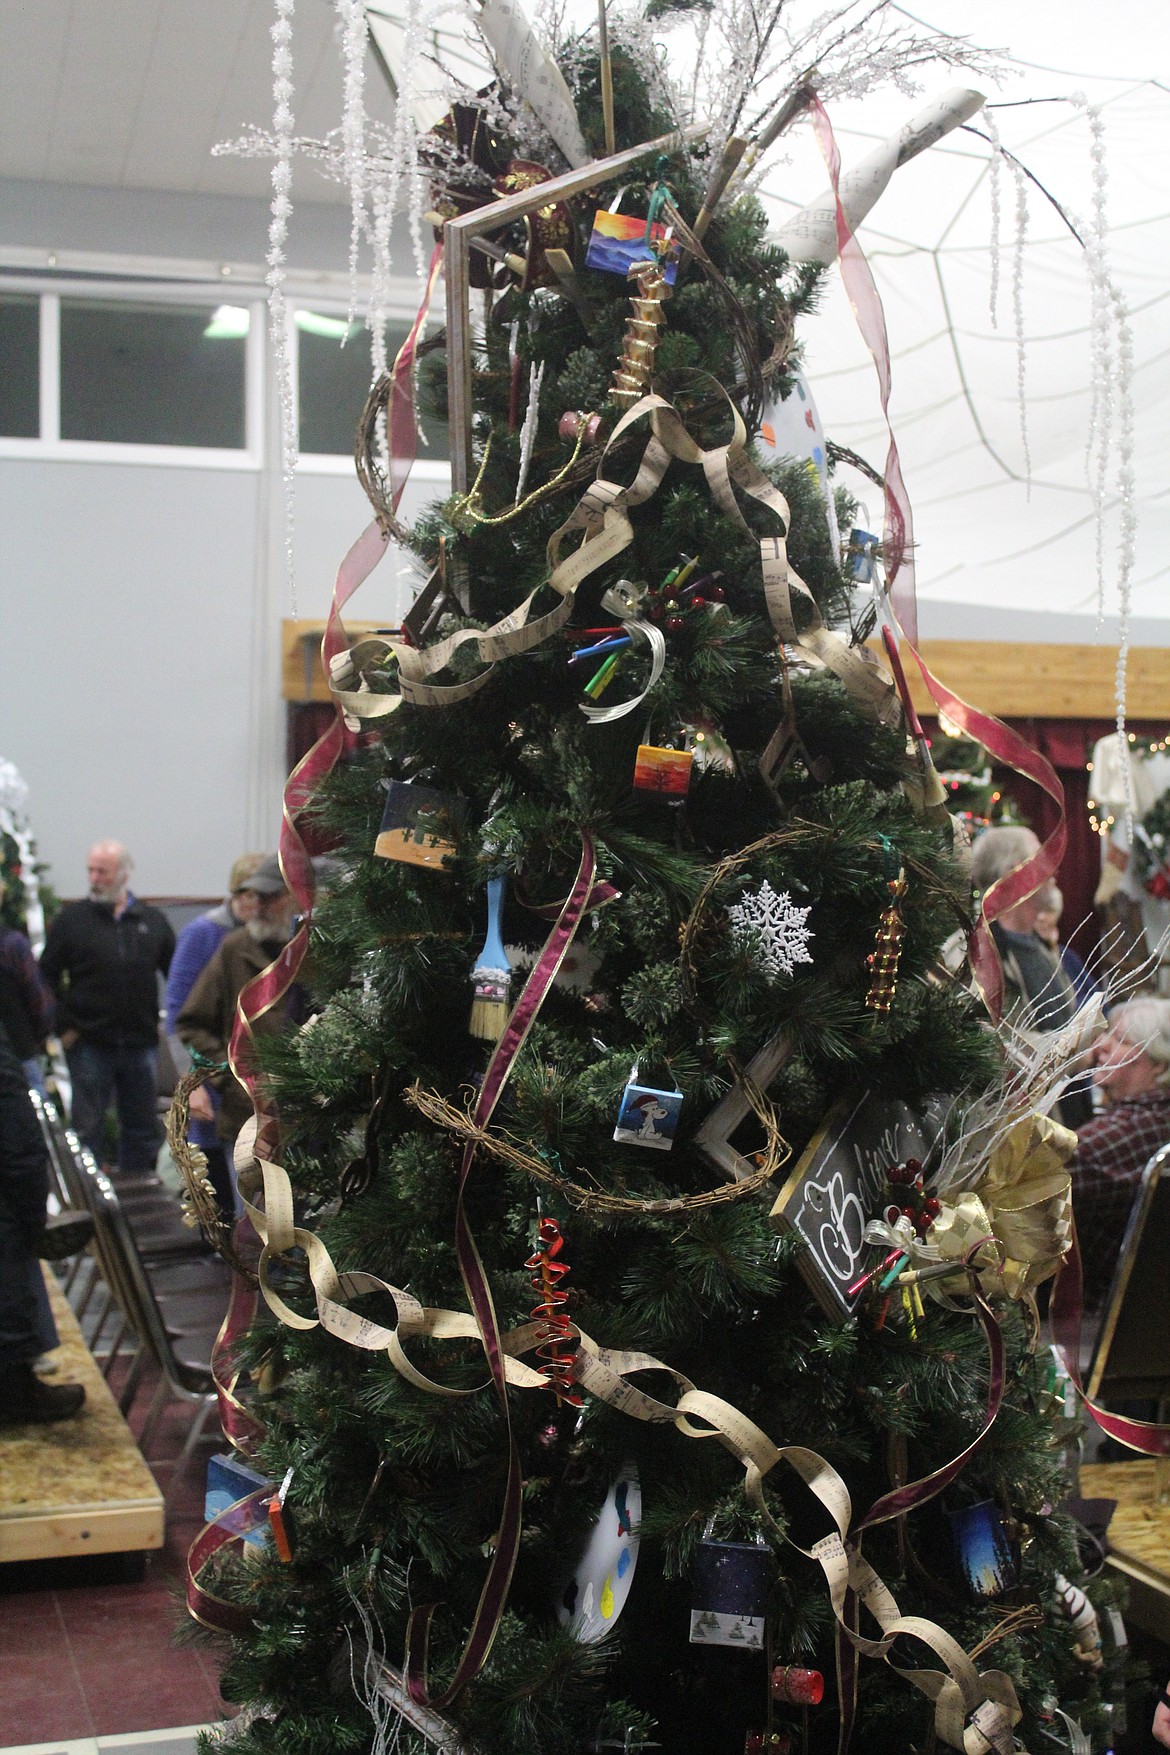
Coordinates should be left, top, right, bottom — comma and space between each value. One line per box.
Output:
0, 1270, 164, 1564
1080, 1459, 1170, 1642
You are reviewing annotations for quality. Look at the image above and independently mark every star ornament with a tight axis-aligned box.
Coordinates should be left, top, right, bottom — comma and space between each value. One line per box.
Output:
726, 880, 814, 979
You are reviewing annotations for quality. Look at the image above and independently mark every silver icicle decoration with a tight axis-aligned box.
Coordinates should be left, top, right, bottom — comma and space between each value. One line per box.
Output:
1111, 280, 1137, 836
335, 0, 369, 327
514, 359, 545, 504
1009, 154, 1031, 491
984, 106, 1002, 330
267, 0, 299, 607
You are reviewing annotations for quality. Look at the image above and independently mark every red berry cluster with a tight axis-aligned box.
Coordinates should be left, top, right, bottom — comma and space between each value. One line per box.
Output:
882, 1158, 941, 1237
644, 570, 727, 633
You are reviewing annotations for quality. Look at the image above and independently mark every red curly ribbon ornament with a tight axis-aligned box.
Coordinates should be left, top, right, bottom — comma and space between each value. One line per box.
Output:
526, 1217, 583, 1407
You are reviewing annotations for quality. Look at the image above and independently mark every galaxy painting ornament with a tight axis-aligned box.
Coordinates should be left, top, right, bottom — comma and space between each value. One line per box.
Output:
374, 781, 468, 871
946, 1499, 1017, 1600
557, 1464, 641, 1643
613, 1067, 684, 1151
689, 1539, 770, 1649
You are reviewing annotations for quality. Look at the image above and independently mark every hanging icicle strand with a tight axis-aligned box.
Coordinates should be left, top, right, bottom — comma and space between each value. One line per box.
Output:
1009, 154, 1031, 490
267, 0, 299, 609
983, 106, 1002, 330
1076, 96, 1115, 629
1111, 280, 1138, 835
335, 0, 369, 327
514, 361, 545, 505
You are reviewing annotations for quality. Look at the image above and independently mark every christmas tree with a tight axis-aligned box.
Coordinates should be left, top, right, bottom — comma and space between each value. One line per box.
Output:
187, 11, 1123, 1753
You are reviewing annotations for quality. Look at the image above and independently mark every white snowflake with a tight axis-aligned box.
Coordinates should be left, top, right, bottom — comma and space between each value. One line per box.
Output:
726, 881, 814, 979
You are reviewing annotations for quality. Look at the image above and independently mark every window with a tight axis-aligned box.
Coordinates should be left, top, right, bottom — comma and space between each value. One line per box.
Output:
0, 294, 39, 438
59, 299, 248, 448
296, 309, 448, 461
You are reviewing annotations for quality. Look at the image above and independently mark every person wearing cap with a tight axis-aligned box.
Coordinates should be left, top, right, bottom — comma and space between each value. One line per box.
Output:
164, 854, 267, 1218
175, 855, 310, 1176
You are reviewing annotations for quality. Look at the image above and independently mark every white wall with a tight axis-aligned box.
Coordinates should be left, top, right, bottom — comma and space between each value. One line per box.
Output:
0, 455, 442, 900
0, 179, 446, 899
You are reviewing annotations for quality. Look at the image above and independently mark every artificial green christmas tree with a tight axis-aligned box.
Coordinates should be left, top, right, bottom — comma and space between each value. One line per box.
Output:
184, 14, 1122, 1755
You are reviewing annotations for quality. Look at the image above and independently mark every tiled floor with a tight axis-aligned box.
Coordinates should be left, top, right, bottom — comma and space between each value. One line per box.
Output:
0, 1364, 231, 1746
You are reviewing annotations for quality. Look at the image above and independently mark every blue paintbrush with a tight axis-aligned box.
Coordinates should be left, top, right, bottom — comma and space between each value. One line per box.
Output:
469, 875, 510, 1042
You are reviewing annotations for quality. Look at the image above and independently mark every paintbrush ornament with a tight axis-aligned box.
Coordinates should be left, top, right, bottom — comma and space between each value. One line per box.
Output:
469, 875, 511, 1042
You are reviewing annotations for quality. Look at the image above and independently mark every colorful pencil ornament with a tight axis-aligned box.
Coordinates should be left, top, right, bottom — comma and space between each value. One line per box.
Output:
266, 1467, 295, 1562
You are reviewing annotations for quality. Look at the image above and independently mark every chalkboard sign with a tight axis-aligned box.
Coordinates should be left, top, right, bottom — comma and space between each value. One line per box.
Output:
770, 1090, 946, 1321
1086, 1143, 1170, 1404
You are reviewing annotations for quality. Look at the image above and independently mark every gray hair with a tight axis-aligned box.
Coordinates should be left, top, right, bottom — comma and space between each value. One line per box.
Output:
90, 838, 133, 880
1109, 997, 1170, 1086
969, 826, 1039, 893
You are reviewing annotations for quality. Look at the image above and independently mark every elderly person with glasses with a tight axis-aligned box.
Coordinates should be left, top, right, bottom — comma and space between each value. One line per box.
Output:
1069, 996, 1170, 1310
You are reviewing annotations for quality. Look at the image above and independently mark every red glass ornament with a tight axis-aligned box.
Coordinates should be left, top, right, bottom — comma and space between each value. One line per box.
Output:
666, 616, 685, 633
771, 1666, 824, 1706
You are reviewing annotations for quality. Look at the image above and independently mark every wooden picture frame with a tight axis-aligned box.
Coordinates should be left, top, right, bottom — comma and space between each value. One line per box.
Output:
441, 126, 702, 497
769, 1090, 947, 1322
693, 1032, 793, 1184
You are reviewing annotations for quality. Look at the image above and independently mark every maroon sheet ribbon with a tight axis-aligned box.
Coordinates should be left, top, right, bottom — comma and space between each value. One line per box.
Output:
187, 1487, 272, 1634
390, 244, 444, 516
807, 95, 1068, 1022
1050, 1221, 1170, 1454
196, 262, 444, 1629
405, 832, 601, 1707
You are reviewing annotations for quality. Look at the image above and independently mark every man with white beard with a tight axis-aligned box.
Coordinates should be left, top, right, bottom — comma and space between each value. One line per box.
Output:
41, 840, 174, 1171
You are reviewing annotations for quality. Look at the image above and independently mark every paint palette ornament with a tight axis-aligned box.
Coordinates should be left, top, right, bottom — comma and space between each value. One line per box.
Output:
374, 781, 468, 871
632, 744, 693, 797
613, 1067, 683, 1151
557, 1464, 641, 1643
689, 1540, 770, 1649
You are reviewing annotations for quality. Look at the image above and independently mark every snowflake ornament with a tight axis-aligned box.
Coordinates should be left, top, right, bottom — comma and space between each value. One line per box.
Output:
726, 881, 814, 979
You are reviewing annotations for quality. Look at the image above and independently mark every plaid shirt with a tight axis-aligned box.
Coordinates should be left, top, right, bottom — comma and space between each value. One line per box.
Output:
1070, 1088, 1170, 1309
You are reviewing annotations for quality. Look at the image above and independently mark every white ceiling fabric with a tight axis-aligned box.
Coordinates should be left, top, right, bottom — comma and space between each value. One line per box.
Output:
756, 5, 1170, 632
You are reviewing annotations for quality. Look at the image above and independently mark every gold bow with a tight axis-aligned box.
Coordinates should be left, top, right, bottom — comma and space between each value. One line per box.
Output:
929, 1114, 1076, 1300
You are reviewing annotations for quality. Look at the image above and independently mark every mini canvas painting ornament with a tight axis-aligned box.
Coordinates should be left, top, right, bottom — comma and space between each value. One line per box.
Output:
585, 208, 679, 286
557, 1464, 641, 1642
613, 1067, 683, 1151
946, 1500, 1017, 1600
689, 1539, 770, 1649
726, 881, 813, 979
632, 744, 693, 797
375, 781, 468, 870
846, 527, 881, 582
205, 1453, 274, 1550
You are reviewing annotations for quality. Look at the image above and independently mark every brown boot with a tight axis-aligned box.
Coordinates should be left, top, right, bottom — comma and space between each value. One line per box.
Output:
1, 1362, 86, 1425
